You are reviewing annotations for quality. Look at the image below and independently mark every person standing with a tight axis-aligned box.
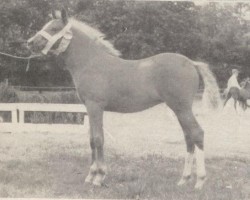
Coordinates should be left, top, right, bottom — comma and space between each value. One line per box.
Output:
224, 69, 240, 96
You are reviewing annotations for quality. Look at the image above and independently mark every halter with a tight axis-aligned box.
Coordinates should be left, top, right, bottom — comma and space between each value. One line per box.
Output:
28, 21, 72, 55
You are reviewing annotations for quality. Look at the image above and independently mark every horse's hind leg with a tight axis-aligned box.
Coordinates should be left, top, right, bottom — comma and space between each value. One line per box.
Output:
174, 108, 206, 189
177, 132, 194, 186
234, 99, 238, 113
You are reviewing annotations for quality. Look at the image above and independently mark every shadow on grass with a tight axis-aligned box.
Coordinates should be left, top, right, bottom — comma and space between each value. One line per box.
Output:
0, 151, 249, 199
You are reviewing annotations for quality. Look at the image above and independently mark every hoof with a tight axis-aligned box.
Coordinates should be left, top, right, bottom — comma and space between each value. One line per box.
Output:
194, 177, 207, 190
92, 180, 102, 186
93, 174, 105, 186
177, 176, 191, 186
85, 174, 95, 184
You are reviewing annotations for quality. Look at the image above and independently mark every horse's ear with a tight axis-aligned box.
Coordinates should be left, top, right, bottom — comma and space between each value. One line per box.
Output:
61, 8, 68, 24
52, 9, 57, 19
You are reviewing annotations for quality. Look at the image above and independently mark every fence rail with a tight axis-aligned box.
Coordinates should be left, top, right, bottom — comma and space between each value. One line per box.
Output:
0, 103, 88, 133
12, 86, 76, 92
12, 86, 226, 94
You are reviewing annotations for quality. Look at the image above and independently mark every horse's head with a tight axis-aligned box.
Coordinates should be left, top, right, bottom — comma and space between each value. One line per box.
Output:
27, 9, 72, 55
241, 77, 250, 90
245, 80, 250, 89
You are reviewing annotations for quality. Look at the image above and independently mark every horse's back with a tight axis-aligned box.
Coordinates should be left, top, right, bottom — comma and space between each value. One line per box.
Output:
104, 53, 199, 112
139, 53, 200, 110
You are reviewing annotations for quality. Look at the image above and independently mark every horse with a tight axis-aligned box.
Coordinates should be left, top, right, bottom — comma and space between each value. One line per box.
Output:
27, 9, 221, 189
224, 79, 250, 111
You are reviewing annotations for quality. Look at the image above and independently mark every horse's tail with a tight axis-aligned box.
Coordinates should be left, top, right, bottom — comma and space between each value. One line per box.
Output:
193, 61, 221, 109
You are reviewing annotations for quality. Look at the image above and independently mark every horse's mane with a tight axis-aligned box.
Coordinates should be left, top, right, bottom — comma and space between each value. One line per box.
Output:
69, 18, 121, 57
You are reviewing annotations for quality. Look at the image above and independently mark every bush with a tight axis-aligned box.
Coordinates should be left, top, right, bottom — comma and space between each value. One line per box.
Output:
0, 85, 85, 124
0, 83, 19, 103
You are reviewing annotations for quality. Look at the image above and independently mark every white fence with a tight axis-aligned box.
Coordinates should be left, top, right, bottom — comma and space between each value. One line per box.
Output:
0, 103, 88, 133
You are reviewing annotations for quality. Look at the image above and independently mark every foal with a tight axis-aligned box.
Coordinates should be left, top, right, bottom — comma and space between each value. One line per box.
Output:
27, 9, 221, 189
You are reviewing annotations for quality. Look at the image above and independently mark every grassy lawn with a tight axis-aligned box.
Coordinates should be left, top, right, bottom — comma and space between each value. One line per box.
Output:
0, 102, 250, 199
0, 139, 249, 199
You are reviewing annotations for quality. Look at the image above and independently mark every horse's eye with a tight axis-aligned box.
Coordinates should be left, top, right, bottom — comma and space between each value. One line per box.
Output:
50, 27, 59, 32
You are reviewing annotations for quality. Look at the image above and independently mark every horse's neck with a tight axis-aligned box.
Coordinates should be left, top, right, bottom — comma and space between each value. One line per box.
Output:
62, 28, 109, 79
245, 84, 250, 91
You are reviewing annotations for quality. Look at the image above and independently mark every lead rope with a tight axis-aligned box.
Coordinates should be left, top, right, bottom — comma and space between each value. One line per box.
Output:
0, 51, 42, 72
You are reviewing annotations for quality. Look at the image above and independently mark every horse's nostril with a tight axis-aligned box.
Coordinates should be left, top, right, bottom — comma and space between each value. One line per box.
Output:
28, 41, 33, 46
27, 42, 31, 49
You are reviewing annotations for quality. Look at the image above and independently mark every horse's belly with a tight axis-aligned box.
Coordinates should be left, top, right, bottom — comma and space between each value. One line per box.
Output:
105, 97, 162, 113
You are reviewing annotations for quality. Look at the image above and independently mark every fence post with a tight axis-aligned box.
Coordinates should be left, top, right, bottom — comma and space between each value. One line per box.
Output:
0, 103, 88, 133
19, 110, 25, 124
11, 109, 18, 124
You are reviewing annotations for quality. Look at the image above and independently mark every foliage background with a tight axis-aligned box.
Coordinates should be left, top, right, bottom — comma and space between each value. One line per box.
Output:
1, 0, 250, 88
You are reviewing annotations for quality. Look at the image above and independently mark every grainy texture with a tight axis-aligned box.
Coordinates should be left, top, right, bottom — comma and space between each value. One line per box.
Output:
0, 101, 249, 199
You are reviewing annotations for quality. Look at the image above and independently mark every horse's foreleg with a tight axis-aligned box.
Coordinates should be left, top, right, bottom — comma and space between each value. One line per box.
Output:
175, 109, 206, 189
84, 127, 97, 183
223, 93, 231, 108
85, 101, 106, 186
244, 102, 247, 111
93, 126, 106, 186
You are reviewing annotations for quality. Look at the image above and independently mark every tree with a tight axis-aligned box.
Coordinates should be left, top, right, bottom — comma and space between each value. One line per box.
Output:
1, 0, 250, 87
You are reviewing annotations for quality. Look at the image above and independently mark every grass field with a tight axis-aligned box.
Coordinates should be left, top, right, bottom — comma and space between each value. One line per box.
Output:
0, 100, 250, 199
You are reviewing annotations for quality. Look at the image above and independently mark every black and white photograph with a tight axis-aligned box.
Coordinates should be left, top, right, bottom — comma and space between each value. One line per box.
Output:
0, 0, 250, 199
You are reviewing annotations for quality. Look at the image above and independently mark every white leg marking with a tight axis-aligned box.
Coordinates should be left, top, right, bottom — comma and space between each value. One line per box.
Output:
195, 145, 206, 189
183, 152, 194, 177
195, 145, 206, 178
177, 152, 194, 186
85, 162, 97, 183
